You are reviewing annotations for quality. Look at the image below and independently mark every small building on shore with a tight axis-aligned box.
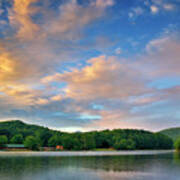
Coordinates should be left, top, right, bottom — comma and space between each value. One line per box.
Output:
0, 144, 26, 151
39, 146, 64, 151
56, 145, 64, 151
39, 147, 56, 151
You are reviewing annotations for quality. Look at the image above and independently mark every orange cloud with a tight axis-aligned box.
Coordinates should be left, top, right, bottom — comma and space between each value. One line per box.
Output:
7, 0, 114, 41
0, 84, 42, 106
9, 0, 40, 40
0, 48, 48, 106
95, 0, 114, 8
50, 95, 62, 101
86, 109, 140, 131
43, 55, 147, 100
0, 44, 41, 85
46, 0, 114, 39
0, 52, 22, 83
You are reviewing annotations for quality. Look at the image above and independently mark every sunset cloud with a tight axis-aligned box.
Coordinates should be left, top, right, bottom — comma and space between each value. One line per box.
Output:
7, 0, 114, 41
43, 55, 148, 100
142, 34, 180, 77
0, 0, 179, 131
45, 0, 114, 39
0, 50, 26, 83
41, 33, 180, 130
9, 0, 40, 40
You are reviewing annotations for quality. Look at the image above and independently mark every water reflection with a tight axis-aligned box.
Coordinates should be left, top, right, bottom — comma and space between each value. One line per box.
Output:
174, 152, 180, 165
0, 152, 180, 180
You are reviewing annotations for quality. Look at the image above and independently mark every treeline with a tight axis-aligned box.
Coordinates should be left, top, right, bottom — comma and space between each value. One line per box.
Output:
175, 137, 180, 151
159, 127, 180, 141
0, 120, 173, 150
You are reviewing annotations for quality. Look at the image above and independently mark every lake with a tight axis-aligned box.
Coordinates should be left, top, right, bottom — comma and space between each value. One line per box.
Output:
0, 150, 180, 180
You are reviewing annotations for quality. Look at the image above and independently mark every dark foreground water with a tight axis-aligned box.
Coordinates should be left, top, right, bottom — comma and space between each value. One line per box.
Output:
0, 151, 180, 180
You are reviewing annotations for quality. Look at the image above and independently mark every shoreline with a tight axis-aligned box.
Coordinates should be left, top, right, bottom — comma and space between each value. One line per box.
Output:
0, 150, 175, 157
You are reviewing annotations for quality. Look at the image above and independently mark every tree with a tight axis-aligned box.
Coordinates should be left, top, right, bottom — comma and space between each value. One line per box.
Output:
0, 120, 174, 151
24, 136, 40, 150
94, 132, 111, 148
61, 135, 75, 150
10, 134, 23, 144
0, 135, 8, 146
114, 139, 127, 150
114, 138, 136, 150
35, 129, 52, 147
81, 134, 96, 150
174, 137, 180, 151
48, 135, 62, 147
154, 133, 173, 149
126, 139, 136, 150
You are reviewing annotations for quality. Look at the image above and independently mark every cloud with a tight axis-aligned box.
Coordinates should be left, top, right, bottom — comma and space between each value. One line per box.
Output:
1, 0, 115, 83
9, 0, 40, 40
149, 0, 176, 14
0, 84, 47, 107
128, 7, 144, 19
141, 34, 180, 77
0, 50, 27, 84
151, 0, 163, 5
0, 41, 49, 85
0, 0, 115, 97
150, 5, 159, 14
41, 33, 180, 129
128, 1, 177, 18
95, 0, 114, 8
87, 109, 131, 130
0, 0, 179, 130
163, 3, 175, 11
0, 8, 4, 15
7, 0, 114, 41
43, 55, 148, 100
35, 98, 49, 105
115, 47, 122, 54
0, 0, 116, 128
38, 33, 180, 129
87, 84, 180, 131
45, 0, 114, 39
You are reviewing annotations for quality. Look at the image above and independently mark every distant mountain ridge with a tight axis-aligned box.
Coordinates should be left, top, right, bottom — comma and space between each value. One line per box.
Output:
0, 120, 58, 140
0, 120, 175, 150
0, 120, 54, 134
1, 120, 180, 138
159, 127, 180, 141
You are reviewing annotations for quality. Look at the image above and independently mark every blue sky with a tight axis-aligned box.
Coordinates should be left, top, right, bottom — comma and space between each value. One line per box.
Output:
0, 0, 179, 131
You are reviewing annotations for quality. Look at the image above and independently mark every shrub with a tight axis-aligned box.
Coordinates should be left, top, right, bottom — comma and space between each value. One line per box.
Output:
10, 134, 23, 144
0, 135, 8, 146
24, 136, 40, 150
174, 137, 180, 151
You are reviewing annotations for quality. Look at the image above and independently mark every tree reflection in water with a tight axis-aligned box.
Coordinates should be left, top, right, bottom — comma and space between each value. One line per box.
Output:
0, 152, 179, 180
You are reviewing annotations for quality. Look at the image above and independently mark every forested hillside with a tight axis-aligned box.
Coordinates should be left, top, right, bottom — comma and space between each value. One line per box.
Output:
0, 120, 173, 150
159, 127, 180, 141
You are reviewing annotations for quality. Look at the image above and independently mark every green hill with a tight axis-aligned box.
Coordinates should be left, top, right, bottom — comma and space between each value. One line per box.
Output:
0, 120, 61, 147
0, 120, 174, 150
159, 127, 180, 141
0, 120, 58, 137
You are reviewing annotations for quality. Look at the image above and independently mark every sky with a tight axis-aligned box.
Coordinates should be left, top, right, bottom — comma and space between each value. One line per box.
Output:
0, 0, 180, 132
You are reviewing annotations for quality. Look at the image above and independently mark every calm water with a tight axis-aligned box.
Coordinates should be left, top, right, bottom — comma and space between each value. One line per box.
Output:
0, 151, 180, 180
